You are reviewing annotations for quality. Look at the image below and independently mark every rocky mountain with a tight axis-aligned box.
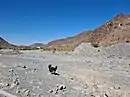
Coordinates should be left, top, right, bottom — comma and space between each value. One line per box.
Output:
47, 14, 130, 49
0, 37, 16, 49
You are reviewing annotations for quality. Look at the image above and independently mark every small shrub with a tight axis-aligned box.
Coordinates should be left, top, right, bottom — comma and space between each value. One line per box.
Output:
91, 43, 100, 48
126, 40, 129, 43
97, 50, 100, 52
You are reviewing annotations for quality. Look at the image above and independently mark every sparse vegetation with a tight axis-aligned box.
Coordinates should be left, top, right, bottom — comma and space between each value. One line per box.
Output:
43, 45, 75, 51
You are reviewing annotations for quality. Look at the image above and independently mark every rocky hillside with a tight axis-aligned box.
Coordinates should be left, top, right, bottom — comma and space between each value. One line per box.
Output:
48, 14, 130, 49
0, 37, 16, 49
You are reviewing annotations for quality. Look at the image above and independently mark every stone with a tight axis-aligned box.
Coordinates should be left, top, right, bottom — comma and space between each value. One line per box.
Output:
104, 93, 109, 97
6, 83, 10, 87
16, 90, 21, 94
49, 89, 53, 93
23, 66, 27, 69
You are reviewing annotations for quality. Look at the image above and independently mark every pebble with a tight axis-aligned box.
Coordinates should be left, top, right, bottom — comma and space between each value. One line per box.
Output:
16, 90, 21, 94
114, 85, 121, 90
33, 69, 37, 72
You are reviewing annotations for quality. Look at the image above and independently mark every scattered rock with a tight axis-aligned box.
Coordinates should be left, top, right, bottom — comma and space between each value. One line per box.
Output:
23, 89, 31, 96
9, 68, 14, 72
49, 89, 54, 93
49, 89, 58, 95
58, 84, 66, 90
13, 78, 20, 85
49, 84, 67, 95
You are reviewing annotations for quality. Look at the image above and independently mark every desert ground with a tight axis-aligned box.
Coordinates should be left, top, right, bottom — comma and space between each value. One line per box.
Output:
0, 44, 130, 97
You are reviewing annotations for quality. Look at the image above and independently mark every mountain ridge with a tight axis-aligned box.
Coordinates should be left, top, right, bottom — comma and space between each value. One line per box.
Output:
47, 14, 130, 50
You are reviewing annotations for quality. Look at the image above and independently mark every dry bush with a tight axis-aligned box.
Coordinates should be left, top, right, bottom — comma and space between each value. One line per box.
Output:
91, 43, 100, 48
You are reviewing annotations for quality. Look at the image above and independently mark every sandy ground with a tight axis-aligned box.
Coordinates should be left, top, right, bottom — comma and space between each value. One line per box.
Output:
0, 50, 130, 97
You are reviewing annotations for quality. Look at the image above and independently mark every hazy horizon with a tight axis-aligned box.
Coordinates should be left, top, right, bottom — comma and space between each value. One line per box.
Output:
0, 0, 130, 45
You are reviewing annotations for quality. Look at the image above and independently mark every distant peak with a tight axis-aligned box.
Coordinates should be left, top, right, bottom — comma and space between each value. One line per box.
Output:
116, 13, 125, 17
114, 13, 130, 20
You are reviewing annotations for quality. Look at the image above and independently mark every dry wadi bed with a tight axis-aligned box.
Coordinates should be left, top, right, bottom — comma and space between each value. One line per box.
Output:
0, 44, 130, 97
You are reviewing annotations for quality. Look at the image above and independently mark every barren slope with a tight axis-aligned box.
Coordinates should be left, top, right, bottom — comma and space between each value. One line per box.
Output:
0, 37, 16, 48
48, 14, 130, 49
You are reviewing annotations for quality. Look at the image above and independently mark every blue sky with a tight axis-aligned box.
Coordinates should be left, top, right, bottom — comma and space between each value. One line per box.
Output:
0, 0, 129, 45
